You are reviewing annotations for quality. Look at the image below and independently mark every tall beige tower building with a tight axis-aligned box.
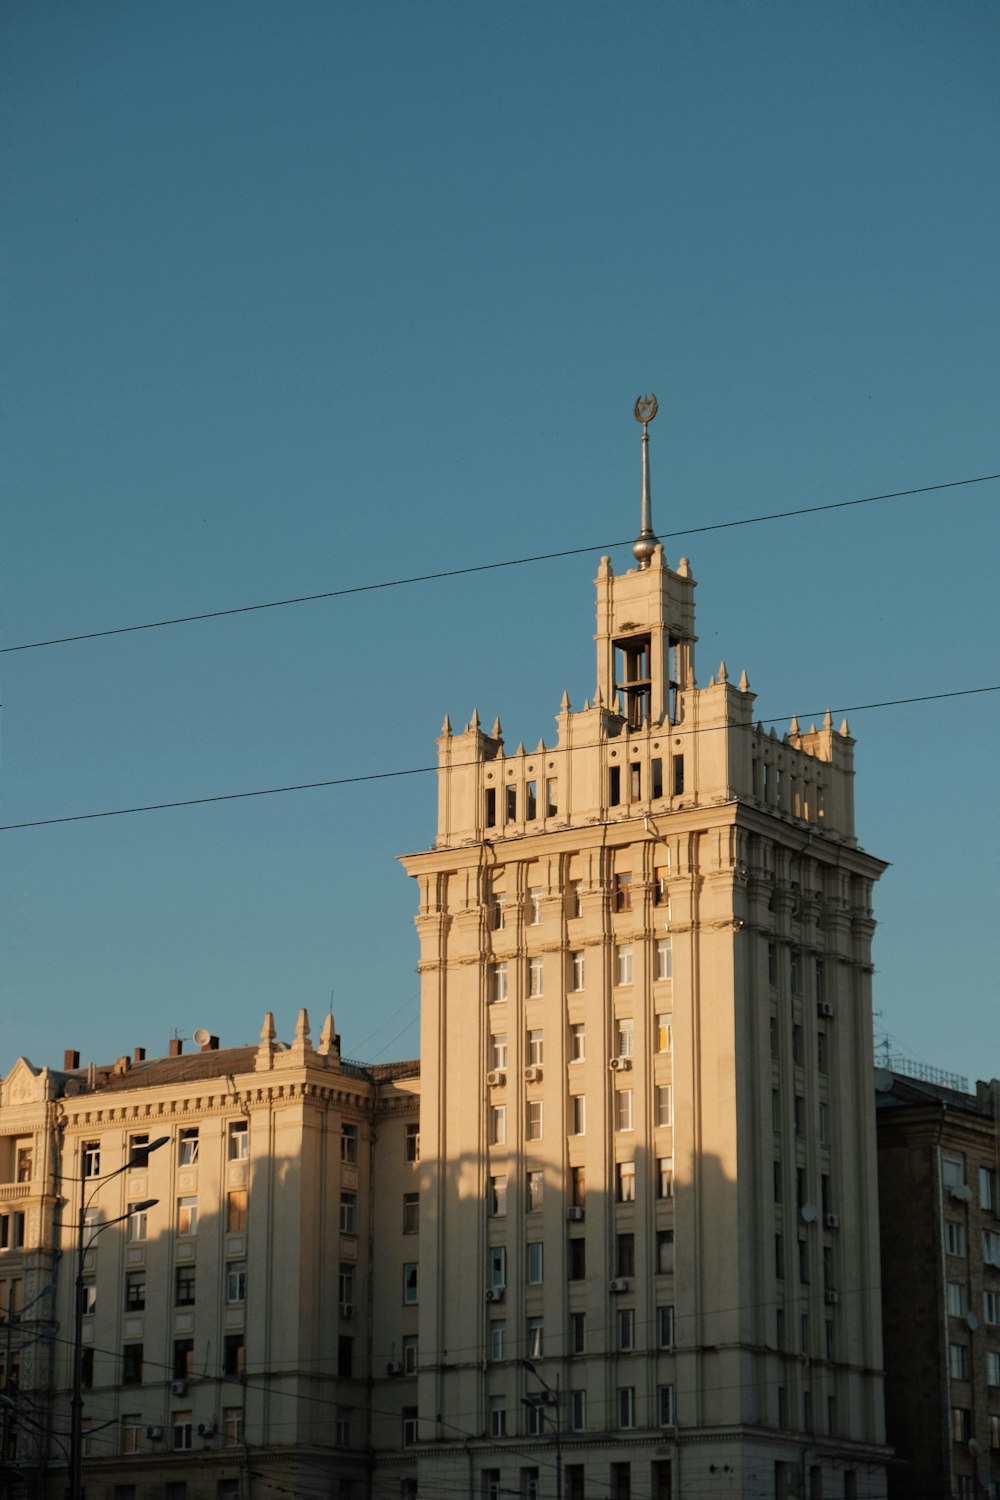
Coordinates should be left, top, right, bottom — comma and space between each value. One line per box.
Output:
402, 402, 889, 1500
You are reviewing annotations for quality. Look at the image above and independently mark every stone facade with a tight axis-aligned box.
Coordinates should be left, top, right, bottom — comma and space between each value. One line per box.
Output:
876, 1072, 1000, 1500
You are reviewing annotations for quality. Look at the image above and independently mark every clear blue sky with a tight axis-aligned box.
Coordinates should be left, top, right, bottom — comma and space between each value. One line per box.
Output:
3, 2, 998, 1085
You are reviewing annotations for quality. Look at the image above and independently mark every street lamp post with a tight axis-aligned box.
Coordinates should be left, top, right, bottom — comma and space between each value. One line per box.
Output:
521, 1361, 562, 1500
67, 1135, 167, 1500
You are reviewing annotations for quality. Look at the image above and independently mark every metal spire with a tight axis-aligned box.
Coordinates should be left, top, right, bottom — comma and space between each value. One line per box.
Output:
632, 393, 659, 568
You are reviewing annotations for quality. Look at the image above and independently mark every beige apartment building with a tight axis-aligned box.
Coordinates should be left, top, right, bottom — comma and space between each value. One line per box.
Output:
1, 409, 894, 1500
400, 412, 890, 1500
0, 1013, 421, 1500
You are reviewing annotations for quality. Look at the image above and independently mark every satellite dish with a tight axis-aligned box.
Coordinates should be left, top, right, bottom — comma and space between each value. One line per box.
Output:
192, 1027, 211, 1047
800, 1203, 818, 1224
873, 1068, 893, 1093
966, 1312, 980, 1332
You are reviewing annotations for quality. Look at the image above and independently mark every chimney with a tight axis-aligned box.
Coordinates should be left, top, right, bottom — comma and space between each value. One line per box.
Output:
114, 1055, 131, 1076
134, 1047, 146, 1063
169, 1039, 183, 1057
64, 1049, 80, 1071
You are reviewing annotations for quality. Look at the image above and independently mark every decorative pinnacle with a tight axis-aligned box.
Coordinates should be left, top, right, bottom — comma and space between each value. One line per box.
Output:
632, 393, 659, 569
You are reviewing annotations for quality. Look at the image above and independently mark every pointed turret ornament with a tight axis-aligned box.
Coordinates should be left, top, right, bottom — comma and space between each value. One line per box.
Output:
633, 393, 659, 569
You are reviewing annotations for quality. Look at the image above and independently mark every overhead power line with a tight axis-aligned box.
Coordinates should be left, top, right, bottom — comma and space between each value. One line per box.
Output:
2, 472, 997, 656
0, 684, 995, 833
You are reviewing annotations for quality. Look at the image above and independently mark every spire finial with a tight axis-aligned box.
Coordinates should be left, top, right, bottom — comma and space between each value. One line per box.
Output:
632, 393, 659, 568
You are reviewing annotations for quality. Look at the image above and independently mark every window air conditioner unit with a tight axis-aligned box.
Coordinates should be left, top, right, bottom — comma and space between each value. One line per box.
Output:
524, 1065, 543, 1083
197, 1420, 217, 1437
609, 1278, 629, 1293
386, 1361, 403, 1376
146, 1426, 164, 1440
817, 1002, 834, 1018
609, 1056, 632, 1072
485, 1287, 506, 1303
566, 1206, 584, 1222
824, 1213, 840, 1230
824, 1290, 839, 1306
171, 1380, 188, 1396
486, 1070, 506, 1088
340, 1303, 354, 1319
948, 1183, 973, 1202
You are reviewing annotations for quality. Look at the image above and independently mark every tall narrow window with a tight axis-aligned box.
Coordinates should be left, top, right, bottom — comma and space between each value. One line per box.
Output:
616, 1161, 636, 1202
672, 756, 684, 796
570, 952, 585, 991
526, 782, 537, 821
528, 887, 542, 925
613, 874, 632, 912
492, 963, 509, 1003
527, 1029, 544, 1065
228, 1121, 249, 1160
609, 767, 621, 806
545, 780, 557, 817
616, 1090, 634, 1132
656, 938, 672, 980
505, 784, 517, 822
615, 945, 633, 986
528, 957, 543, 997
616, 1018, 634, 1057
178, 1129, 199, 1166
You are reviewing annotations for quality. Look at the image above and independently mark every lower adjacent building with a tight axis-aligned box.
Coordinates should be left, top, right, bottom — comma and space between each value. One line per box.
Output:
876, 1070, 1000, 1500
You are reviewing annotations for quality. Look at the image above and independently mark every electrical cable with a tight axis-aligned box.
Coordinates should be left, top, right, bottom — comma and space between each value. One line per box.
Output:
0, 683, 996, 833
2, 472, 996, 657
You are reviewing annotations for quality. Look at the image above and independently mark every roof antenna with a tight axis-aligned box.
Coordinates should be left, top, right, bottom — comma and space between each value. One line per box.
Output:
632, 393, 659, 568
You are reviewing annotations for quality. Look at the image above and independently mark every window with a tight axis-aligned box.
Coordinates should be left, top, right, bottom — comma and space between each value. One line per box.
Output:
223, 1335, 244, 1379
819, 1102, 830, 1143
569, 1023, 585, 1061
655, 938, 672, 980
618, 1307, 635, 1350
490, 1175, 508, 1216
546, 779, 557, 817
485, 788, 497, 828
617, 1387, 636, 1429
616, 1160, 636, 1203
527, 1171, 544, 1211
121, 1416, 142, 1455
949, 1344, 969, 1379
340, 1124, 358, 1163
402, 1407, 418, 1447
951, 1407, 971, 1443
616, 1018, 634, 1057
614, 874, 632, 912
490, 1320, 506, 1360
615, 944, 633, 985
526, 1242, 544, 1283
986, 1351, 1000, 1386
672, 754, 685, 794
570, 952, 585, 992
490, 1247, 507, 1287
178, 1128, 199, 1166
981, 1166, 997, 1211
794, 1095, 805, 1137
339, 1263, 355, 1308
122, 1344, 143, 1385
616, 1090, 633, 1132
490, 1033, 508, 1069
403, 1263, 419, 1304
942, 1154, 965, 1189
127, 1132, 150, 1165
228, 1120, 249, 1160
526, 1101, 543, 1141
174, 1338, 194, 1380
177, 1196, 198, 1236
568, 881, 582, 918
335, 1406, 352, 1447
489, 1395, 506, 1437
405, 1124, 420, 1162
528, 887, 542, 925
527, 1316, 544, 1358
338, 1336, 354, 1377
571, 1165, 585, 1207
946, 1281, 968, 1316
775, 1233, 785, 1279
82, 1142, 101, 1178
340, 1193, 358, 1234
403, 1193, 419, 1234
658, 1304, 675, 1349
528, 957, 544, 997
506, 785, 517, 822
653, 866, 669, 904
657, 1230, 675, 1275
656, 1013, 672, 1052
817, 1030, 829, 1074
15, 1145, 32, 1182
991, 1413, 1000, 1450
491, 891, 506, 929
569, 1239, 586, 1280
125, 1271, 145, 1311
569, 1092, 587, 1134
223, 1407, 242, 1448
226, 1262, 246, 1303
658, 1384, 676, 1427
570, 1311, 586, 1352
227, 1189, 248, 1232
527, 1029, 544, 1066
526, 781, 538, 820
483, 1471, 502, 1500
655, 1085, 673, 1127
616, 1233, 635, 1278
658, 1157, 674, 1198
569, 1389, 586, 1431
492, 963, 509, 1003
945, 1221, 967, 1256
984, 1290, 1000, 1325
172, 1411, 193, 1451
792, 1024, 804, 1066
984, 1231, 1000, 1268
